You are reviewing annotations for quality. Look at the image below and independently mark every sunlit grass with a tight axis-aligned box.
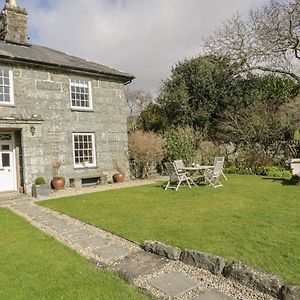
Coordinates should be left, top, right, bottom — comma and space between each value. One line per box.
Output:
0, 209, 151, 300
40, 175, 300, 285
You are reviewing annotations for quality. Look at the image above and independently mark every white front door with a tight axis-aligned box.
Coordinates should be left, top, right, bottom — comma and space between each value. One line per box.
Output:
0, 140, 16, 192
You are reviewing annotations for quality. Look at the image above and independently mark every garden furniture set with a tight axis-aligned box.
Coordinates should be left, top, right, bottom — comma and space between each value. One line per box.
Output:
164, 157, 226, 191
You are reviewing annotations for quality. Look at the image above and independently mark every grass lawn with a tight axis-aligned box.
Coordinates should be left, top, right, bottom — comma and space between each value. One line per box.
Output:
40, 175, 300, 285
0, 208, 150, 300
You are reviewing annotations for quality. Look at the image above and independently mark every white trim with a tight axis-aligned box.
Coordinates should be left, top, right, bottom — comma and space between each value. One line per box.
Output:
0, 68, 14, 106
72, 132, 97, 169
0, 132, 17, 192
9, 69, 15, 105
69, 78, 93, 110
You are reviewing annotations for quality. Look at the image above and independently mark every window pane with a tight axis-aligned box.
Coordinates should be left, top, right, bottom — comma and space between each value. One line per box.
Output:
73, 133, 95, 166
70, 79, 91, 108
4, 94, 10, 102
1, 145, 9, 150
3, 70, 9, 77
2, 153, 10, 167
0, 69, 11, 103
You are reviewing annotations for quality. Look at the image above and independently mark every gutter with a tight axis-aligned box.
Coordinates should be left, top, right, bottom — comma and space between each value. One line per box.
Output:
0, 55, 135, 83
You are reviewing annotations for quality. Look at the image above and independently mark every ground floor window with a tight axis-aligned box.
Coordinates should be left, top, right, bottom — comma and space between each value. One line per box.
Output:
72, 133, 96, 168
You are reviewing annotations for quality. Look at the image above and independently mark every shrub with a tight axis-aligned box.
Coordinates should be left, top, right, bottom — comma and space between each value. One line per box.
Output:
128, 131, 165, 178
35, 177, 45, 185
195, 141, 225, 165
164, 127, 200, 165
224, 165, 291, 177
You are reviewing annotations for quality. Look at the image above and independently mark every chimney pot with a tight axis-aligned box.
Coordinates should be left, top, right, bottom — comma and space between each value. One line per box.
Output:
6, 1, 17, 7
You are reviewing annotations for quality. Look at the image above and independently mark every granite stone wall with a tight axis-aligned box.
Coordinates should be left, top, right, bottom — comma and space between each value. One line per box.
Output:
0, 65, 130, 193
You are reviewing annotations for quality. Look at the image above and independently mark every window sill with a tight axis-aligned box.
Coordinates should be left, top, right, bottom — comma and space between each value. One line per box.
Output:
74, 165, 98, 170
0, 102, 15, 107
71, 107, 94, 112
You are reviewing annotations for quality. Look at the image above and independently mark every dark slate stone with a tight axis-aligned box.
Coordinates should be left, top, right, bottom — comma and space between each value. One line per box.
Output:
281, 285, 300, 300
0, 40, 134, 80
114, 251, 169, 282
143, 240, 182, 260
180, 249, 225, 275
223, 262, 283, 298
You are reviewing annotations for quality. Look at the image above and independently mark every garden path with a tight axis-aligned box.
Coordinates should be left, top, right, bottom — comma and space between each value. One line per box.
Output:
2, 194, 275, 300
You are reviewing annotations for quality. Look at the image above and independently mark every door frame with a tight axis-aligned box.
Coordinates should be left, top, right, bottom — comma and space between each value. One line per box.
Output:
0, 131, 17, 192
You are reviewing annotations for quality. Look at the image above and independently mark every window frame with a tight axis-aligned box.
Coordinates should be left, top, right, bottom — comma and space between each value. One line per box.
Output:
0, 68, 14, 106
69, 78, 93, 111
72, 132, 97, 169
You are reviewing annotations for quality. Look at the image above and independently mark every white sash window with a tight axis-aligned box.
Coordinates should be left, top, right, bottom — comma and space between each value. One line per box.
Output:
0, 69, 14, 105
70, 79, 92, 110
72, 133, 96, 168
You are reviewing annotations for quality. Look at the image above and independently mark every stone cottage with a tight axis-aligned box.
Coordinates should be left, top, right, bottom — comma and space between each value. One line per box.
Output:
0, 1, 134, 194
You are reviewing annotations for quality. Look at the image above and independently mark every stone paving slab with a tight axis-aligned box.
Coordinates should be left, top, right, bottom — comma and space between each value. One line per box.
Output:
76, 235, 109, 249
115, 250, 169, 281
12, 203, 46, 219
193, 289, 235, 300
63, 228, 94, 240
149, 271, 198, 297
91, 244, 129, 261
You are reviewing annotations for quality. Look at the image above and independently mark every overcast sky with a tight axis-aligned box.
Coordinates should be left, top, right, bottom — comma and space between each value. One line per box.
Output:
8, 0, 267, 94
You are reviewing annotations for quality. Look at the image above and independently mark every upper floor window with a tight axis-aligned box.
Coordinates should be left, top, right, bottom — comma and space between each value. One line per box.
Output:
0, 69, 14, 105
70, 78, 92, 110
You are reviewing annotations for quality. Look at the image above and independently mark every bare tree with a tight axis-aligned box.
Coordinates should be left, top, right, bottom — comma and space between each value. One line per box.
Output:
125, 87, 153, 118
204, 0, 300, 82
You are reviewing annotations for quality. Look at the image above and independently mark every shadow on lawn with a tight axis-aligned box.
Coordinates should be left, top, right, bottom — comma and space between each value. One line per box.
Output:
261, 177, 297, 186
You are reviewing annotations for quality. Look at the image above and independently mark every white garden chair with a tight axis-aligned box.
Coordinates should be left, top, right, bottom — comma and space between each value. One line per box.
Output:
173, 160, 186, 173
204, 159, 224, 188
290, 159, 300, 177
164, 162, 196, 191
214, 157, 227, 180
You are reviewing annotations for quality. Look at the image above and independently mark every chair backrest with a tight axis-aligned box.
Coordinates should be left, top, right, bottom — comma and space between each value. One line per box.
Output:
214, 157, 225, 164
164, 162, 178, 179
291, 160, 300, 176
212, 159, 224, 176
174, 160, 186, 174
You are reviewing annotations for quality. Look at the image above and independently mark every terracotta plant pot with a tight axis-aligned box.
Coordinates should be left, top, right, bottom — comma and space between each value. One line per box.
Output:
51, 177, 65, 190
113, 173, 125, 183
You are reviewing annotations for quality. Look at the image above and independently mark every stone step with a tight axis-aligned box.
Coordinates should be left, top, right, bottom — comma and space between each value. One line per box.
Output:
194, 289, 235, 300
114, 250, 169, 281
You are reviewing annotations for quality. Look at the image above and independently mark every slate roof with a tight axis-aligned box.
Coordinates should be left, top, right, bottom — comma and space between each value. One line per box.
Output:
0, 41, 134, 82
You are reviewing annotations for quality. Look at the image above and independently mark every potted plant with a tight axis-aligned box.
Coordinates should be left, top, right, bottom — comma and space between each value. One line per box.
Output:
112, 160, 125, 183
51, 159, 65, 190
32, 177, 52, 198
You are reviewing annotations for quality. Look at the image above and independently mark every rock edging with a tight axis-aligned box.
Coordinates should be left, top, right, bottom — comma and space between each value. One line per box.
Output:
142, 240, 299, 299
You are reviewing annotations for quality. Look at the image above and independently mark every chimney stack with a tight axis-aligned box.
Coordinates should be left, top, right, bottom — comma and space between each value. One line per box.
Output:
0, 0, 29, 45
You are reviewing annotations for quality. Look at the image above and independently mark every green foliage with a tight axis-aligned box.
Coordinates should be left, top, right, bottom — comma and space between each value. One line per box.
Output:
157, 55, 242, 135
138, 103, 166, 132
164, 127, 199, 164
224, 165, 291, 177
35, 177, 45, 185
142, 55, 299, 143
